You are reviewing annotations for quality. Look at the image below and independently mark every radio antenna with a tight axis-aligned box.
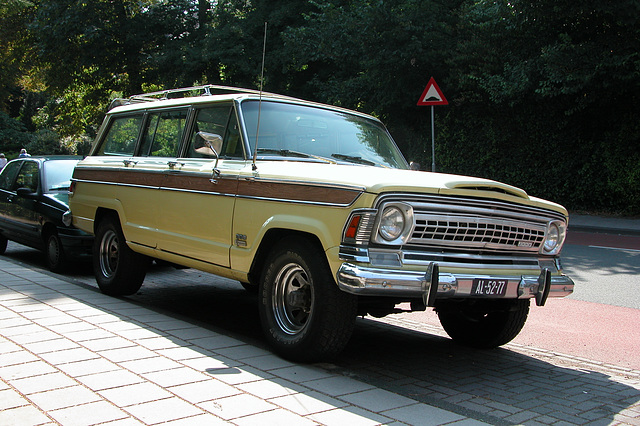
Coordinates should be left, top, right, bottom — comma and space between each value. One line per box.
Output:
252, 22, 268, 171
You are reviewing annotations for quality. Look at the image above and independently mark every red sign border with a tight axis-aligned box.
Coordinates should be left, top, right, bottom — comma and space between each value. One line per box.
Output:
417, 77, 448, 106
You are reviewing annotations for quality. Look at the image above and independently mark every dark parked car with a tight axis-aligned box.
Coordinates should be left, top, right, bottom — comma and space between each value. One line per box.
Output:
0, 156, 92, 271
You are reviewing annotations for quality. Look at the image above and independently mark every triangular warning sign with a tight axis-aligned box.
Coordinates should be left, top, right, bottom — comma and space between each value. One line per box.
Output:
417, 77, 448, 106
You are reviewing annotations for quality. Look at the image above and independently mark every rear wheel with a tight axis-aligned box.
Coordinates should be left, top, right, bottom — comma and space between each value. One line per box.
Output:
259, 237, 357, 362
437, 299, 530, 349
44, 231, 66, 272
93, 215, 150, 296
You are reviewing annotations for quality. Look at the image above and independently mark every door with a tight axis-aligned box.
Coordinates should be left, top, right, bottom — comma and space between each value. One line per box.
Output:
0, 160, 41, 246
153, 104, 242, 268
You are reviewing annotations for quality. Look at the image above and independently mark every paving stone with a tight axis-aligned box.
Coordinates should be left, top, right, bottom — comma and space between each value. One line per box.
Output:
340, 388, 417, 412
48, 400, 129, 426
39, 346, 100, 365
10, 372, 77, 395
142, 366, 210, 388
124, 397, 205, 424
234, 408, 317, 426
119, 356, 182, 374
198, 393, 276, 420
28, 385, 101, 411
99, 382, 173, 407
76, 369, 144, 391
168, 379, 241, 403
0, 403, 52, 425
55, 357, 119, 377
383, 403, 466, 425
0, 388, 29, 410
308, 406, 393, 426
303, 375, 376, 397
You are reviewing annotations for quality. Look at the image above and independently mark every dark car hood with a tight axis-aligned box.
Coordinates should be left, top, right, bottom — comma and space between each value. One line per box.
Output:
44, 192, 70, 209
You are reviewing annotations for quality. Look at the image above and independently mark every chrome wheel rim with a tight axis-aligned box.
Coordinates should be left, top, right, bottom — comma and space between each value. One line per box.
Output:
272, 263, 313, 335
99, 229, 119, 278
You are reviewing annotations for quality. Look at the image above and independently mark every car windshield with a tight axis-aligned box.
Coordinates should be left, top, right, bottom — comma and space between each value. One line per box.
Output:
241, 100, 409, 169
42, 160, 79, 192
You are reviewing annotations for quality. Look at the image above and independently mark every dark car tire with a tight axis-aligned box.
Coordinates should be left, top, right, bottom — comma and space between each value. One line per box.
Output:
0, 235, 7, 255
93, 215, 150, 296
437, 299, 530, 349
258, 237, 357, 362
45, 231, 67, 273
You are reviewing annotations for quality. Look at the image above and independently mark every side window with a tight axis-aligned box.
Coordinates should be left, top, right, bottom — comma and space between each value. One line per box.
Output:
186, 105, 244, 159
14, 161, 39, 193
97, 115, 143, 156
0, 161, 21, 191
140, 109, 188, 157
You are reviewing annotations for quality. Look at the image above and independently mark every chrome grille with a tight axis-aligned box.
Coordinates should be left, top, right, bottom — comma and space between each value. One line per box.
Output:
375, 194, 565, 254
412, 214, 546, 252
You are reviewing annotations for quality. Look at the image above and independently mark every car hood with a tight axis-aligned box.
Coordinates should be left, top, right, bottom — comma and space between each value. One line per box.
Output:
44, 192, 70, 208
249, 161, 568, 215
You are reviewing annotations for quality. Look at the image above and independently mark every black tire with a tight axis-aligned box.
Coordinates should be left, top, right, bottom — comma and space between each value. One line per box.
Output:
44, 231, 66, 273
93, 215, 150, 296
437, 299, 530, 349
0, 235, 7, 255
259, 237, 357, 362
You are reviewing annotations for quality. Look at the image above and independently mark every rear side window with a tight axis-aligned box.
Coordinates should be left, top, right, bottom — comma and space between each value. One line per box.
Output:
97, 115, 143, 156
140, 109, 189, 157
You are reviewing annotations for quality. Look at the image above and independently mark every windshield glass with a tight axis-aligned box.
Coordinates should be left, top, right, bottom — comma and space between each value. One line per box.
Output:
241, 100, 408, 169
42, 160, 78, 192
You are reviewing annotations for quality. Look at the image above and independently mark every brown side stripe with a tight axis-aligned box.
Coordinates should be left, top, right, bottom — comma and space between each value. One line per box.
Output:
74, 168, 362, 206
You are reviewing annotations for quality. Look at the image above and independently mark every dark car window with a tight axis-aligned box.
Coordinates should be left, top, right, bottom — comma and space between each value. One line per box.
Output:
97, 115, 143, 156
139, 109, 189, 157
0, 161, 22, 191
13, 161, 40, 193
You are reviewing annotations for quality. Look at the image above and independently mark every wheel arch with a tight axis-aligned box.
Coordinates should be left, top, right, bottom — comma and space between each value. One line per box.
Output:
93, 207, 120, 234
248, 229, 325, 286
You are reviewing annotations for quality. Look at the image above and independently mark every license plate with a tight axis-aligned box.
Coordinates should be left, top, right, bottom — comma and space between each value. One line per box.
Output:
471, 279, 508, 296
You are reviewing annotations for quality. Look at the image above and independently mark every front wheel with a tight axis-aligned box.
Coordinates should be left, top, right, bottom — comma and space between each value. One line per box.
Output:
259, 237, 357, 362
93, 215, 150, 296
437, 299, 530, 349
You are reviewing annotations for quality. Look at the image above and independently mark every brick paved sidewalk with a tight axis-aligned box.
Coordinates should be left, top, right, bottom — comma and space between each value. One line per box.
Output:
0, 258, 481, 426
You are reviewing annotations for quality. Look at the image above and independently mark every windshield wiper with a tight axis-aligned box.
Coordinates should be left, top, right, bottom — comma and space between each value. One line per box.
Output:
331, 153, 376, 166
256, 148, 335, 164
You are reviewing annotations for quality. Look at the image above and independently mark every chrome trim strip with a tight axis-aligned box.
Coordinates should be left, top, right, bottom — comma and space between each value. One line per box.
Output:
336, 263, 574, 299
234, 193, 359, 207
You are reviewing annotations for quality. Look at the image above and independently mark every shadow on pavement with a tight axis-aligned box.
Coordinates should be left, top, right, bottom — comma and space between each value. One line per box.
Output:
4, 242, 639, 425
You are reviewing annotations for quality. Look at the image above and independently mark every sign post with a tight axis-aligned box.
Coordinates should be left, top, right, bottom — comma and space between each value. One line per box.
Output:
417, 77, 448, 172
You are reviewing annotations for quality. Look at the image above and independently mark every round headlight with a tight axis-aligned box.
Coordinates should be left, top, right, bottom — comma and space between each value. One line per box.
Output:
544, 223, 560, 252
379, 206, 405, 241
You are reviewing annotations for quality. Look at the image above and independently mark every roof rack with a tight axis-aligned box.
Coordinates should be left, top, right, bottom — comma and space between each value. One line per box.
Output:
108, 85, 291, 110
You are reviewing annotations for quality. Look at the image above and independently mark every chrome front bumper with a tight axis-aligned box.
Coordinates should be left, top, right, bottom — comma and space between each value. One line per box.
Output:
336, 262, 575, 307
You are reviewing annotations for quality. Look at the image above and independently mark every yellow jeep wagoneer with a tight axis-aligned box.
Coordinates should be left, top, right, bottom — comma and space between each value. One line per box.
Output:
67, 85, 574, 361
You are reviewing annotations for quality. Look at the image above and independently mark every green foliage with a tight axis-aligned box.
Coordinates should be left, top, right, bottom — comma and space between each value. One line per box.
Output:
0, 0, 638, 214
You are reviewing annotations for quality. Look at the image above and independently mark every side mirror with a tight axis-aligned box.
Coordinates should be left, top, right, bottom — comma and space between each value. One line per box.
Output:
16, 187, 39, 200
410, 161, 421, 171
196, 132, 223, 158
